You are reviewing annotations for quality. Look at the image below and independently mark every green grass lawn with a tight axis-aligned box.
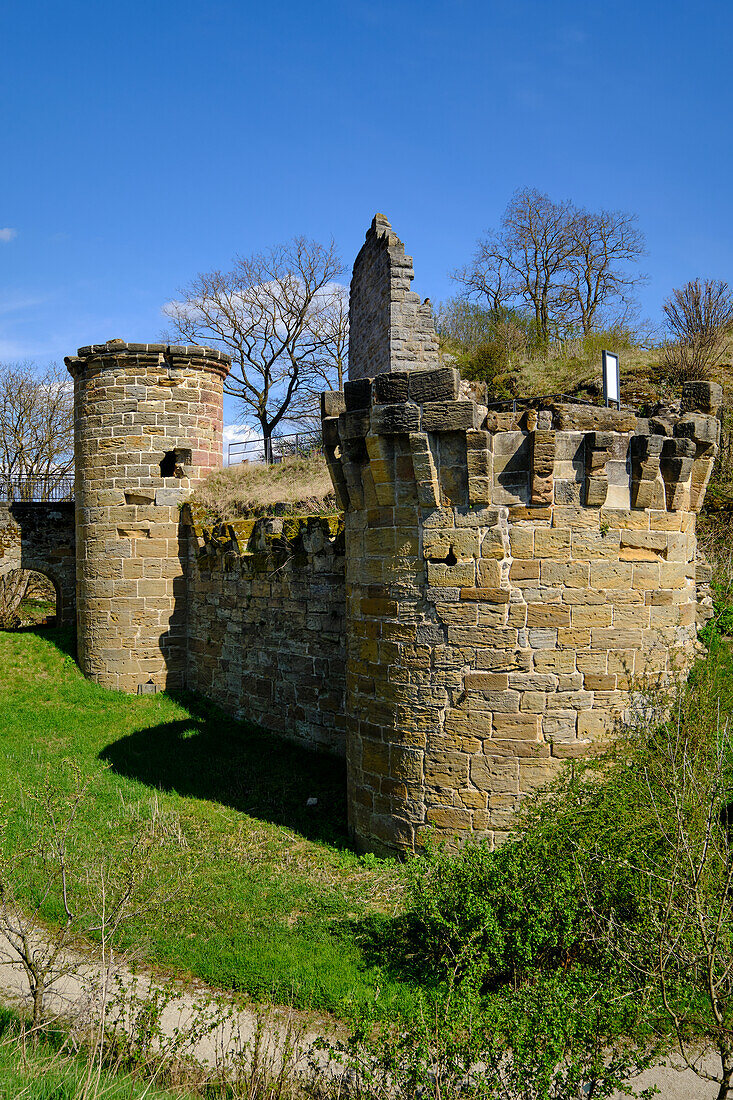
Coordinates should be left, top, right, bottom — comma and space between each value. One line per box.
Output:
0, 627, 412, 1020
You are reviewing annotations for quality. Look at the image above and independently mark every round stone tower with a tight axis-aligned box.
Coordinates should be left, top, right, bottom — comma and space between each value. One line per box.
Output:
65, 340, 230, 693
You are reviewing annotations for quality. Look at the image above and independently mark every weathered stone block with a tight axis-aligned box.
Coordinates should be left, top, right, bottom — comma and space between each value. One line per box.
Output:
526, 604, 571, 628
373, 372, 409, 404
344, 378, 373, 410
321, 390, 346, 418
408, 366, 460, 404
681, 380, 723, 415
423, 527, 479, 561
491, 713, 541, 738
428, 561, 476, 587
427, 805, 472, 831
534, 528, 571, 558
422, 401, 482, 432
460, 587, 511, 603
371, 403, 421, 435
339, 409, 371, 440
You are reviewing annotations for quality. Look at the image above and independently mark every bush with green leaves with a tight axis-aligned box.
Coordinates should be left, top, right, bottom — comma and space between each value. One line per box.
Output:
405, 767, 658, 992
354, 643, 733, 1098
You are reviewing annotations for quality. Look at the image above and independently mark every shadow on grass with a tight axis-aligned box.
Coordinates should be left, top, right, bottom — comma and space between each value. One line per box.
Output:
346, 910, 435, 985
5, 624, 77, 657
100, 692, 350, 846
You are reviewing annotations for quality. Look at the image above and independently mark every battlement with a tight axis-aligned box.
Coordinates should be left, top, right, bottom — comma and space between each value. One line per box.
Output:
322, 367, 721, 518
66, 339, 231, 379
182, 505, 344, 565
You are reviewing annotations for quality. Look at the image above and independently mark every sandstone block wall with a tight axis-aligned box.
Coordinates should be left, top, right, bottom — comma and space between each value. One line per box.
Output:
321, 366, 720, 853
183, 509, 347, 755
65, 341, 230, 693
0, 502, 76, 627
348, 215, 439, 381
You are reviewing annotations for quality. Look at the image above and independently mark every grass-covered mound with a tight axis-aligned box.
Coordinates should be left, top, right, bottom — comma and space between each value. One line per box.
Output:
191, 452, 336, 522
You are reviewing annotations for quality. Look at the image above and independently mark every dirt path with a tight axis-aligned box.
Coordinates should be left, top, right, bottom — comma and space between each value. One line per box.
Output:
0, 929, 339, 1083
0, 929, 724, 1097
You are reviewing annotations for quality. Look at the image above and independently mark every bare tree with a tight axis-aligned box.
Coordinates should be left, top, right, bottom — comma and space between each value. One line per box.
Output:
0, 361, 73, 499
564, 207, 646, 334
455, 188, 645, 346
164, 237, 346, 457
457, 189, 576, 346
0, 361, 73, 628
663, 278, 733, 380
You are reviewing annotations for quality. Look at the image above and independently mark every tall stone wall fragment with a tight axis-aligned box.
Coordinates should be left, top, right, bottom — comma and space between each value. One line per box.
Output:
348, 214, 439, 380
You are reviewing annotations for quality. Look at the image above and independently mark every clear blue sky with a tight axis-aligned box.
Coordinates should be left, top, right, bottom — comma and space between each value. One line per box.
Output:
2, 0, 731, 430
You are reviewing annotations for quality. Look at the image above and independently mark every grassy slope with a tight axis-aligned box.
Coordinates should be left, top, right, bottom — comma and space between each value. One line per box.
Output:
477, 334, 733, 410
0, 628, 411, 1019
0, 1011, 186, 1100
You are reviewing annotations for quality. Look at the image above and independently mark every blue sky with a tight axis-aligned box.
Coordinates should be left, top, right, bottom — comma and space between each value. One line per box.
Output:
1, 0, 731, 432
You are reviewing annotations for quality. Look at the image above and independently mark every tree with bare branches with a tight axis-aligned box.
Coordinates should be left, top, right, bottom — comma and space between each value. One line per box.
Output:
0, 361, 73, 627
565, 207, 646, 334
0, 361, 73, 500
163, 237, 347, 457
663, 278, 733, 380
455, 188, 646, 345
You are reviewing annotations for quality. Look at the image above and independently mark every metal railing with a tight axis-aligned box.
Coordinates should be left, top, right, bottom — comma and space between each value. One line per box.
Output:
0, 479, 74, 503
227, 430, 323, 467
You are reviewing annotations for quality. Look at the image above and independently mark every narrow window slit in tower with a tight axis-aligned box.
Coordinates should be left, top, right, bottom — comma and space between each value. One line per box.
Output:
160, 451, 177, 477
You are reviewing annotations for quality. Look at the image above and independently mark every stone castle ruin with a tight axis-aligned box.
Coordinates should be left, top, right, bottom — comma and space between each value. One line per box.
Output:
0, 214, 722, 854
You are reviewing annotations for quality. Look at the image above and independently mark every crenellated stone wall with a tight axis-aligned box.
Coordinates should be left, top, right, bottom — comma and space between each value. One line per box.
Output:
321, 359, 720, 854
183, 508, 347, 756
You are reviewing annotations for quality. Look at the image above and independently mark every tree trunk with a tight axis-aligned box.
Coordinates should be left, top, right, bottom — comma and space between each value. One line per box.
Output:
717, 1045, 733, 1100
0, 570, 29, 628
31, 978, 45, 1031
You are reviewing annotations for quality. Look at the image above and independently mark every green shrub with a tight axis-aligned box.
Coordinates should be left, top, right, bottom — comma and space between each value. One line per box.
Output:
406, 763, 658, 991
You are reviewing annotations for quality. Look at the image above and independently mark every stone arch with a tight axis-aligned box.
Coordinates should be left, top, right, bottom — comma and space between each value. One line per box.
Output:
0, 503, 76, 629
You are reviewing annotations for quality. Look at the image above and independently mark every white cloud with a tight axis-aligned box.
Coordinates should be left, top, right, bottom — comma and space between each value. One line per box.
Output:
223, 423, 263, 465
0, 228, 17, 243
223, 423, 260, 444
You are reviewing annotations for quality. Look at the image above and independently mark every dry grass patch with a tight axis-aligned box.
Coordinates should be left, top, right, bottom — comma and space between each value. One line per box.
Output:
191, 452, 336, 521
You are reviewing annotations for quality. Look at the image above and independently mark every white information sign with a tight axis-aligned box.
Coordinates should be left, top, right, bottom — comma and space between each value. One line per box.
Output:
602, 350, 620, 407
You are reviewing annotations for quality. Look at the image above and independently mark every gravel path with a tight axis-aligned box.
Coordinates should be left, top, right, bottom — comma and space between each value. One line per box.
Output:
0, 929, 725, 1097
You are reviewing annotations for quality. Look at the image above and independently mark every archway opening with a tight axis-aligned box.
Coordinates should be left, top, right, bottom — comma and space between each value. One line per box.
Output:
0, 570, 57, 630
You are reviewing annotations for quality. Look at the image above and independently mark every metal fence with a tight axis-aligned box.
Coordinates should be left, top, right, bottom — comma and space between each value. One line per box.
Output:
0, 479, 74, 503
227, 430, 323, 467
